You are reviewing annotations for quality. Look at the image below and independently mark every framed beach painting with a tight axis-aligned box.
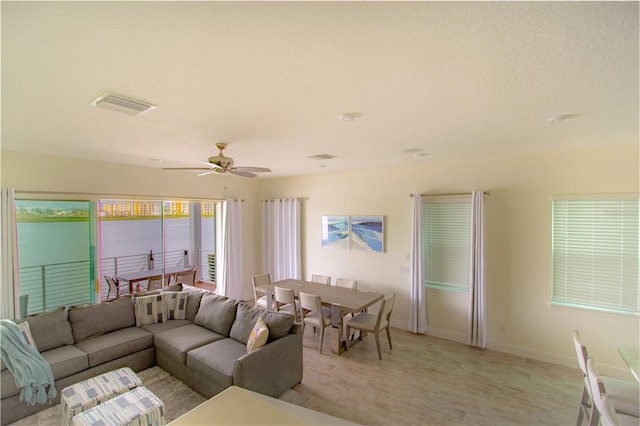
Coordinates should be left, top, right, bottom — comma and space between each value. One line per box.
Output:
321, 215, 350, 249
350, 215, 384, 252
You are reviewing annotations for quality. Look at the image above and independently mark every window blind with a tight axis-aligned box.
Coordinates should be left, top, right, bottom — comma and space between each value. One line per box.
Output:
551, 196, 639, 315
423, 196, 471, 293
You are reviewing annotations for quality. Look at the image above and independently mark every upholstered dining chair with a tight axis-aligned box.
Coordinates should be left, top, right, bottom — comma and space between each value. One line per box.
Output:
299, 292, 332, 353
587, 357, 640, 426
252, 273, 272, 310
104, 275, 127, 301
274, 286, 301, 322
334, 278, 357, 290
346, 293, 396, 360
572, 330, 639, 425
311, 274, 331, 285
174, 268, 196, 286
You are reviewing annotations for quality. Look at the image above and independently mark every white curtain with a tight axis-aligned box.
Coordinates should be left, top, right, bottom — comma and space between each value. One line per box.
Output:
468, 190, 486, 348
218, 199, 244, 300
408, 194, 428, 333
262, 199, 301, 281
1, 188, 19, 319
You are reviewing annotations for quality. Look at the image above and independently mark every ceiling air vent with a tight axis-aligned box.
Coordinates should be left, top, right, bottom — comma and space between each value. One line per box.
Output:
308, 154, 337, 161
90, 92, 156, 116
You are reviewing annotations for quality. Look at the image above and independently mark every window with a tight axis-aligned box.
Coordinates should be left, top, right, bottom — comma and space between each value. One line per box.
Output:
423, 196, 472, 293
551, 195, 639, 315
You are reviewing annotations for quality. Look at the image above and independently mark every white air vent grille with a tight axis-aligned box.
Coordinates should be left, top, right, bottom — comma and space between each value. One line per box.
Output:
90, 92, 156, 116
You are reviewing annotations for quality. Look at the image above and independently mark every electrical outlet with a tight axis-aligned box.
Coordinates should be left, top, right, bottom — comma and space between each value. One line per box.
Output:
400, 266, 409, 273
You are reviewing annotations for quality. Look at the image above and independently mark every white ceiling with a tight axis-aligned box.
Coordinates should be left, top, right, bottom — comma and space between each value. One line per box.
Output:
2, 1, 638, 178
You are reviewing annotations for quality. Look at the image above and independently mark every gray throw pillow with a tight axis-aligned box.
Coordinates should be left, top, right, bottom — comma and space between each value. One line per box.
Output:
24, 307, 74, 352
229, 302, 294, 345
180, 286, 208, 321
194, 293, 238, 336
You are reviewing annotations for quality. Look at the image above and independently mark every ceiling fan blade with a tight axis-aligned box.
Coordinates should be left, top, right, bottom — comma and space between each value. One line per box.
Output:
229, 170, 257, 178
197, 170, 216, 177
163, 167, 213, 171
232, 166, 272, 173
203, 161, 223, 169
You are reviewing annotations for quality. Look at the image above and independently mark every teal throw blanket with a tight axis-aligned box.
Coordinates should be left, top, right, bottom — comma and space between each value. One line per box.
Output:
0, 319, 57, 405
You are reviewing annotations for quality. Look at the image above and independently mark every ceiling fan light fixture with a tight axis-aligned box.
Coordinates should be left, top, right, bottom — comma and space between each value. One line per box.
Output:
90, 92, 156, 116
308, 154, 337, 161
338, 112, 361, 122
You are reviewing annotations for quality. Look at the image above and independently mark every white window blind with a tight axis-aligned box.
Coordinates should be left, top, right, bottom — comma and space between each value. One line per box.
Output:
552, 195, 639, 315
423, 196, 471, 293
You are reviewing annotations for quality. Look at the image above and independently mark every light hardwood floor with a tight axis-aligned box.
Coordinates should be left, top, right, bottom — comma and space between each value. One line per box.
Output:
279, 326, 582, 425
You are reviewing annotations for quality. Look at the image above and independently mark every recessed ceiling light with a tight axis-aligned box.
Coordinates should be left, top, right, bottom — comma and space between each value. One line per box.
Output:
149, 158, 162, 162
404, 148, 422, 154
338, 113, 361, 122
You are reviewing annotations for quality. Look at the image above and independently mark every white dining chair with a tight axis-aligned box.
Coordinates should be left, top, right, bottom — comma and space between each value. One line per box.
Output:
311, 274, 331, 285
587, 357, 640, 426
252, 273, 272, 310
346, 293, 395, 360
274, 286, 301, 322
299, 292, 332, 353
334, 278, 357, 289
573, 330, 639, 425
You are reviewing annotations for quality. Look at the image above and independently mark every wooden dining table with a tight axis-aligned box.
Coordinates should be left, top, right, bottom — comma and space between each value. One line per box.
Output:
115, 265, 194, 294
256, 278, 384, 355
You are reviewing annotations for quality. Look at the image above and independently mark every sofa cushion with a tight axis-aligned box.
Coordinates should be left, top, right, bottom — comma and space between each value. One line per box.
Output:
74, 327, 153, 367
134, 294, 166, 326
230, 302, 295, 345
69, 296, 135, 343
164, 292, 188, 320
24, 307, 74, 352
154, 324, 225, 365
194, 294, 238, 336
140, 319, 192, 335
186, 338, 247, 389
1, 345, 88, 399
180, 286, 208, 322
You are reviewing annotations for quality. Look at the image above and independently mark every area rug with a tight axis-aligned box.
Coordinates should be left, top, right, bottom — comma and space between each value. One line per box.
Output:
9, 367, 207, 425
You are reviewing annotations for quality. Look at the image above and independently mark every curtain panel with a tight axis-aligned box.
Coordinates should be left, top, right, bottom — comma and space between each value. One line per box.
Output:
262, 199, 301, 282
468, 190, 486, 348
1, 189, 19, 319
408, 193, 428, 333
219, 199, 243, 300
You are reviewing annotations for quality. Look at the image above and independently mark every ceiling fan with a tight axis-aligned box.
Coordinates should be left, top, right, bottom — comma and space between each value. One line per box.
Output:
163, 142, 271, 178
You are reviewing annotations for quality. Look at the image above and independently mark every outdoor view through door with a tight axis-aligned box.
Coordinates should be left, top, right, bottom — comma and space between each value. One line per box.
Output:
15, 199, 218, 315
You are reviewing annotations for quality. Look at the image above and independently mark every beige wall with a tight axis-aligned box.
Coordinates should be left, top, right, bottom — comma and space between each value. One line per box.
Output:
2, 144, 638, 378
258, 143, 639, 378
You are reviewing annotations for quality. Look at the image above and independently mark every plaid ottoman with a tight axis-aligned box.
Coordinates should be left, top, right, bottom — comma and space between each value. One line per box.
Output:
71, 386, 165, 426
61, 367, 142, 425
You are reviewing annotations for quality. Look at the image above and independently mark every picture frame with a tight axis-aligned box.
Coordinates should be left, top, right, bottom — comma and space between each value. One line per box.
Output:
321, 215, 350, 249
350, 215, 384, 252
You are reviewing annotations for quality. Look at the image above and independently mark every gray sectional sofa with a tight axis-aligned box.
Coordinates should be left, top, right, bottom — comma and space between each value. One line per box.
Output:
0, 284, 303, 425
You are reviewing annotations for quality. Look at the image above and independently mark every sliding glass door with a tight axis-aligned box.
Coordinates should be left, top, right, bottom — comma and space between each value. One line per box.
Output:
16, 200, 94, 315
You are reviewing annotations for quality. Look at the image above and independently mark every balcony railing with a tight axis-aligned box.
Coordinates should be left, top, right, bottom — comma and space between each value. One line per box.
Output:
19, 249, 217, 314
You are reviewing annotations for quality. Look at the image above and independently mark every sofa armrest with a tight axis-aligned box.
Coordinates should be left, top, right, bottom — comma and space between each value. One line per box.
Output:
232, 332, 303, 397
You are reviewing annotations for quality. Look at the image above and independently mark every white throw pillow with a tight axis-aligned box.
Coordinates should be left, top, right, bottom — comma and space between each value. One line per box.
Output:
246, 317, 269, 353
134, 294, 166, 326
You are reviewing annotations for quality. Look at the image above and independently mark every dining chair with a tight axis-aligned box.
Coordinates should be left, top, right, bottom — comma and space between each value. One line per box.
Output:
252, 273, 272, 310
346, 293, 395, 360
334, 278, 357, 290
174, 268, 196, 286
104, 275, 127, 301
311, 274, 331, 285
299, 292, 332, 353
572, 330, 639, 425
146, 275, 167, 291
274, 286, 301, 322
587, 357, 640, 426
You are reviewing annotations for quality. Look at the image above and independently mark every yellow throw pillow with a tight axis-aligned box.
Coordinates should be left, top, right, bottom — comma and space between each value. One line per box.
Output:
246, 316, 269, 353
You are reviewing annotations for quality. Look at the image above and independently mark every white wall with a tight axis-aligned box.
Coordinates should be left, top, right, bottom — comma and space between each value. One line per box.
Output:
257, 143, 639, 378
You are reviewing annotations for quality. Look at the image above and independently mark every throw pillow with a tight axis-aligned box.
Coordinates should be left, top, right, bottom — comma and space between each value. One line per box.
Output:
246, 317, 269, 353
164, 292, 188, 320
16, 321, 37, 349
134, 294, 166, 326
